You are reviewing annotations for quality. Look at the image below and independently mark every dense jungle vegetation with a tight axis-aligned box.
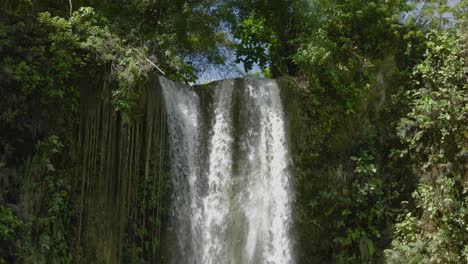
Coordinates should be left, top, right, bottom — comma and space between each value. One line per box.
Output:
0, 0, 467, 263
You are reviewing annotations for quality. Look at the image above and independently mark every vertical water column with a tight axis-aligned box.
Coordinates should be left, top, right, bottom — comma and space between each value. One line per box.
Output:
241, 79, 294, 264
201, 80, 235, 264
160, 76, 203, 263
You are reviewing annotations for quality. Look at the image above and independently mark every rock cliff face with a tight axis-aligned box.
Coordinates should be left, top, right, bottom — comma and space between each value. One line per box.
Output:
78, 75, 170, 263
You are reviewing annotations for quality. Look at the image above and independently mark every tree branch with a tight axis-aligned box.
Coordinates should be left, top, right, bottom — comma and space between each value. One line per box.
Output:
133, 48, 166, 75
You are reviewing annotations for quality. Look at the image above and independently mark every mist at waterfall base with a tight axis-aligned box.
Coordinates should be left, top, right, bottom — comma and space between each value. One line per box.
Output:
160, 76, 294, 264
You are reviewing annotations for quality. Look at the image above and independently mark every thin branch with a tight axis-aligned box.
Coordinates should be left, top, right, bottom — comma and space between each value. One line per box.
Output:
415, 0, 428, 26
133, 48, 166, 75
69, 0, 72, 17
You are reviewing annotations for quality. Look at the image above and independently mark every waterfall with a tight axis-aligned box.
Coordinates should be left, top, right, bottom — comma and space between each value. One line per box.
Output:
202, 79, 235, 264
160, 76, 202, 262
161, 76, 294, 264
241, 79, 293, 264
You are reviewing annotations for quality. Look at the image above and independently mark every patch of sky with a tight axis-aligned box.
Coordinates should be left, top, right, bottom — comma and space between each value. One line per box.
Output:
190, 22, 267, 84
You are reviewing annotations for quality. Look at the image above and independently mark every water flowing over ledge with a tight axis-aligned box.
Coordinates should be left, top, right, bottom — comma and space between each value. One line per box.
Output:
161, 76, 295, 264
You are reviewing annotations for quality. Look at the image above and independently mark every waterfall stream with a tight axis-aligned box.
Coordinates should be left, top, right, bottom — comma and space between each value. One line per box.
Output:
161, 76, 293, 264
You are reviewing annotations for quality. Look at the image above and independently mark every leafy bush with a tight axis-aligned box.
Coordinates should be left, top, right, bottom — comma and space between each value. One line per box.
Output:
385, 29, 468, 264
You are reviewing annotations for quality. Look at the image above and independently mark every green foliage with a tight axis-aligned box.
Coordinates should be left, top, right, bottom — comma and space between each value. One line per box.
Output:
224, 0, 308, 75
234, 14, 276, 71
385, 29, 468, 264
385, 177, 467, 263
398, 30, 467, 176
293, 0, 408, 114
323, 149, 400, 263
0, 207, 21, 241
36, 7, 152, 116
17, 136, 72, 264
0, 207, 22, 263
0, 136, 72, 263
1, 3, 79, 168
287, 1, 461, 263
123, 170, 171, 263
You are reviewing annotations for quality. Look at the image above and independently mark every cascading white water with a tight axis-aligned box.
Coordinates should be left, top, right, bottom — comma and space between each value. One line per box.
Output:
202, 79, 235, 264
161, 76, 293, 264
240, 79, 293, 264
160, 76, 203, 262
